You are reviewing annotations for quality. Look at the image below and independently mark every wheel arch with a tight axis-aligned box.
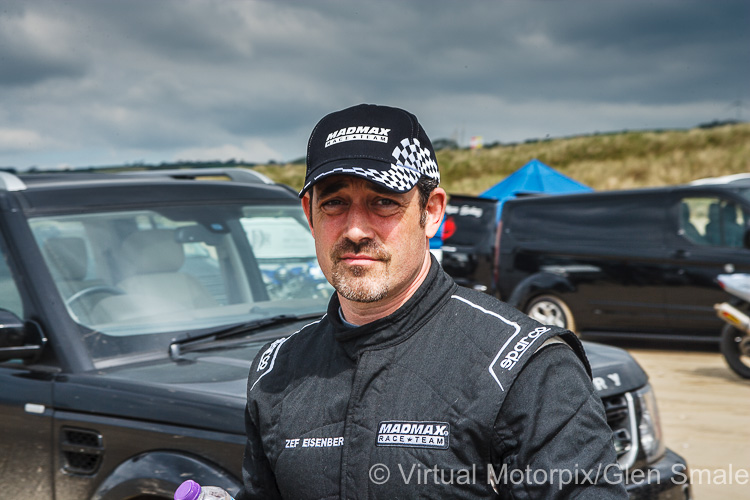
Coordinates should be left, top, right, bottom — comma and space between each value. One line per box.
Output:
506, 271, 576, 311
90, 451, 241, 500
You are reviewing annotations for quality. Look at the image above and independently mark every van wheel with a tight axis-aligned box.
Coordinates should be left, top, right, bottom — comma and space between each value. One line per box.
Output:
525, 295, 577, 333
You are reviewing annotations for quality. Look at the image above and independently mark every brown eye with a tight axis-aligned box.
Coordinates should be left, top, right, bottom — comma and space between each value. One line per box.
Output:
320, 199, 346, 213
375, 198, 398, 206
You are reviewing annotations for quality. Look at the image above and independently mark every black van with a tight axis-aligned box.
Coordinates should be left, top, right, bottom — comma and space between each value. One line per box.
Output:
496, 175, 750, 340
440, 194, 499, 294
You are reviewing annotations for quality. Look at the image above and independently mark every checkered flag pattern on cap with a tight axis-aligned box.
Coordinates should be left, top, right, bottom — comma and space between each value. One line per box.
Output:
307, 165, 421, 192
391, 138, 440, 183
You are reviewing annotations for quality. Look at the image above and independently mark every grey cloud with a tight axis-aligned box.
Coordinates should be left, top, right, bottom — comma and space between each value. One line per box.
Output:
0, 7, 88, 86
80, 1, 254, 64
0, 0, 747, 169
0, 49, 86, 87
248, 0, 748, 108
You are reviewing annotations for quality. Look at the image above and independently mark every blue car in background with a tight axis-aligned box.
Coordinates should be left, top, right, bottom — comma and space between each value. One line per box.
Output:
242, 215, 332, 300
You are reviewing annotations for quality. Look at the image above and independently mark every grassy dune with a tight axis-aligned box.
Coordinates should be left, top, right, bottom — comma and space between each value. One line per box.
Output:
253, 122, 750, 195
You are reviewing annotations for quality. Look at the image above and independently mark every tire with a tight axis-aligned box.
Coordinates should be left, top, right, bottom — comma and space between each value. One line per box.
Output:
525, 295, 577, 333
720, 324, 750, 379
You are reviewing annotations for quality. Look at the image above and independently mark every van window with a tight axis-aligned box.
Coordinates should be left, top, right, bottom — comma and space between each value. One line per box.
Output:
680, 197, 746, 247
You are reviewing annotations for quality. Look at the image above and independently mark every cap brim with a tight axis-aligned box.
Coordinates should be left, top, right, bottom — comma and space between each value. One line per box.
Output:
298, 158, 422, 198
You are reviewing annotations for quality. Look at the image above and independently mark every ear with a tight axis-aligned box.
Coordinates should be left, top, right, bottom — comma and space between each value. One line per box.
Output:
301, 192, 315, 236
424, 187, 447, 239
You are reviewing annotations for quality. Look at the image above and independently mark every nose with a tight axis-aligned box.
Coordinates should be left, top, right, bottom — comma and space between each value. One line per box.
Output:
342, 201, 375, 243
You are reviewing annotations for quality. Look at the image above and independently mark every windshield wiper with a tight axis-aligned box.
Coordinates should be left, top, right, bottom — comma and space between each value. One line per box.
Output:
168, 313, 321, 360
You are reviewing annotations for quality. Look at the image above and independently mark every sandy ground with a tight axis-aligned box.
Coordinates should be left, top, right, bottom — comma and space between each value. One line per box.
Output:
618, 343, 750, 500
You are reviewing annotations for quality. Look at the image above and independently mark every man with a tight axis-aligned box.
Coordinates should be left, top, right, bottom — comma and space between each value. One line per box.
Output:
236, 104, 627, 498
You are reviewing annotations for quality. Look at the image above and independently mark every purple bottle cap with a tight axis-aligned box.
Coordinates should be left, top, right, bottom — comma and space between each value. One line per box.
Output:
174, 479, 202, 500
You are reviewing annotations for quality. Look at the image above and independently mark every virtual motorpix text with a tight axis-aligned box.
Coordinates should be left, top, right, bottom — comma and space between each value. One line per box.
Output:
368, 463, 749, 488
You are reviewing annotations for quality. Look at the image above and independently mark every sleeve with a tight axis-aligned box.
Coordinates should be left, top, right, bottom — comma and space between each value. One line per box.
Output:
234, 350, 284, 500
490, 343, 629, 499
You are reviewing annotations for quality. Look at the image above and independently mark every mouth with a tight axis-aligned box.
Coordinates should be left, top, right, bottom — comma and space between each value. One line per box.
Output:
339, 254, 382, 266
331, 239, 390, 269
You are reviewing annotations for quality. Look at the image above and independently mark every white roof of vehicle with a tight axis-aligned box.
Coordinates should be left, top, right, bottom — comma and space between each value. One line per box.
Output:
689, 173, 750, 185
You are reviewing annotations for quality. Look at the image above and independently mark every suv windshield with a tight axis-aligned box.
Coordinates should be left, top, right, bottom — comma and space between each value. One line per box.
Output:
29, 202, 332, 365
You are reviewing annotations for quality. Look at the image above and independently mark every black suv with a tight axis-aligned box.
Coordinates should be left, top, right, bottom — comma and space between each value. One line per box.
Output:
0, 169, 689, 499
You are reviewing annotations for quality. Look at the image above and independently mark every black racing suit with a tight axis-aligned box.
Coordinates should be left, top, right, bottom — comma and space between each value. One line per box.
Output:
236, 258, 628, 499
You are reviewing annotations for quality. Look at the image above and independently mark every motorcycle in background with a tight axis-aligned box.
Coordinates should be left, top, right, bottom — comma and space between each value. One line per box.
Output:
714, 273, 750, 379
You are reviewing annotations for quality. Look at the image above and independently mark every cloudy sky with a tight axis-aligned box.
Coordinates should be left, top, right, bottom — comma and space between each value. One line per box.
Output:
1, 0, 748, 170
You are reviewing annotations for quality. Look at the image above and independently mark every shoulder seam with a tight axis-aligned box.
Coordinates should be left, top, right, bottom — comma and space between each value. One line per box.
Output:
451, 295, 523, 392
249, 316, 324, 391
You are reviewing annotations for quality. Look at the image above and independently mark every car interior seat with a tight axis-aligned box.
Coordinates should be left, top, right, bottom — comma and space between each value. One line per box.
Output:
705, 203, 722, 245
722, 204, 744, 247
679, 202, 705, 245
88, 229, 219, 326
116, 229, 218, 309
44, 237, 102, 296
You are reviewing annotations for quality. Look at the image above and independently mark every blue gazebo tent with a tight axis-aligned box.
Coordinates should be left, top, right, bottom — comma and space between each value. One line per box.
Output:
479, 159, 592, 220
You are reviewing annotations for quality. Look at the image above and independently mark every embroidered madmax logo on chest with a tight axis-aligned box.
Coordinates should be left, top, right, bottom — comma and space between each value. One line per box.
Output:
376, 421, 450, 449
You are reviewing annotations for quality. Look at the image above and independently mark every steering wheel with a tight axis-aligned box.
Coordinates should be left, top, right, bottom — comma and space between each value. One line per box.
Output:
65, 285, 125, 308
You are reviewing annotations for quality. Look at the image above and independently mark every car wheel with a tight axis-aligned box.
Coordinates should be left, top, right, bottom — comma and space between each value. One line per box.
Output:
525, 295, 577, 333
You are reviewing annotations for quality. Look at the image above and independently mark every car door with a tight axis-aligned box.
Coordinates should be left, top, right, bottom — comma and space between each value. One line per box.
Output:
664, 193, 750, 335
0, 230, 54, 498
555, 194, 670, 333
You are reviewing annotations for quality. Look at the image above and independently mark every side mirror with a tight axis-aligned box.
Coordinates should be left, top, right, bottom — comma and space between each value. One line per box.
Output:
0, 309, 45, 362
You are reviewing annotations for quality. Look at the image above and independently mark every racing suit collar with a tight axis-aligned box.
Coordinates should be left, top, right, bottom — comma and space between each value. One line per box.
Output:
327, 254, 458, 358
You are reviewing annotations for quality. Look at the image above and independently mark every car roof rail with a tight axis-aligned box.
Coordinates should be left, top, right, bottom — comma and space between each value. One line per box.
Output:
0, 171, 27, 191
689, 173, 750, 185
116, 167, 276, 185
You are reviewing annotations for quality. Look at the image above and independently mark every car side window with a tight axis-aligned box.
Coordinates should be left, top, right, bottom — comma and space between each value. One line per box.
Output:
680, 197, 746, 248
0, 233, 24, 318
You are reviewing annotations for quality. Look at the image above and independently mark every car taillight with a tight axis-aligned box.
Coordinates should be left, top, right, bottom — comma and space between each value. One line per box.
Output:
443, 216, 456, 241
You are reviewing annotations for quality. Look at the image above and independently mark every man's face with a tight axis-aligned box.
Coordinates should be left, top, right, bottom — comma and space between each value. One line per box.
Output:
302, 176, 441, 304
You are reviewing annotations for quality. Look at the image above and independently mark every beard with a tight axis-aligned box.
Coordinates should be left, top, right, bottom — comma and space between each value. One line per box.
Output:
329, 238, 391, 303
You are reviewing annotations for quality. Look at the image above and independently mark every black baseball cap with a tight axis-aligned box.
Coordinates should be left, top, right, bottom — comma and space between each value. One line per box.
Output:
299, 104, 440, 198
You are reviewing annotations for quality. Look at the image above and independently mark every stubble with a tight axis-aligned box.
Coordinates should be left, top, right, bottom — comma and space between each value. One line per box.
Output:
329, 238, 391, 303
